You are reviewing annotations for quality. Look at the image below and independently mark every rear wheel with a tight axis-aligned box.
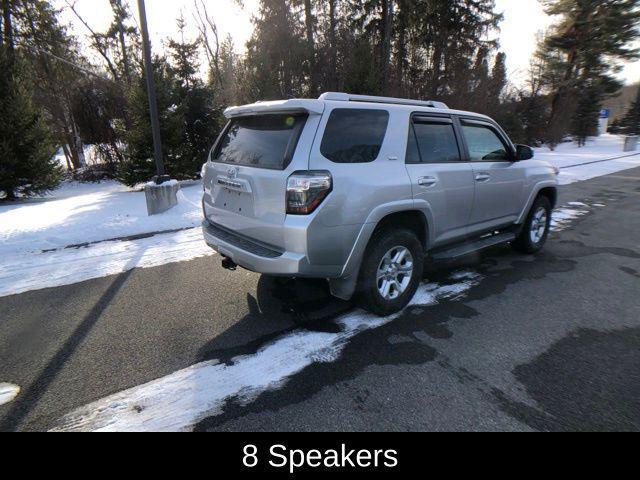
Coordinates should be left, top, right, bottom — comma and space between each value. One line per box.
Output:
513, 196, 552, 254
356, 229, 424, 316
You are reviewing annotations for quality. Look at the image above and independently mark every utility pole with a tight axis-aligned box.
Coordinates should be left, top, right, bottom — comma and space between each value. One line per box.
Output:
137, 0, 167, 184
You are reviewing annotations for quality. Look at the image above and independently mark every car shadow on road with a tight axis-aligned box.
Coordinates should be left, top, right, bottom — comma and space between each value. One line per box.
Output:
195, 248, 503, 366
196, 275, 354, 363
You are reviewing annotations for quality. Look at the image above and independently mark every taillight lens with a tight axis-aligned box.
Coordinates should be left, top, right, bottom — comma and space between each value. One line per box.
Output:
286, 171, 332, 215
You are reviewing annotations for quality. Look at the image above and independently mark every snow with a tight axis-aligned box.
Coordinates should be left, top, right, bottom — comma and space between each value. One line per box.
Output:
0, 228, 215, 298
0, 384, 20, 406
551, 204, 591, 232
534, 134, 640, 185
50, 271, 482, 432
0, 180, 204, 256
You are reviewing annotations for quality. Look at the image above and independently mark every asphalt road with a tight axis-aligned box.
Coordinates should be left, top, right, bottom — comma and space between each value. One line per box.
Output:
1, 167, 640, 432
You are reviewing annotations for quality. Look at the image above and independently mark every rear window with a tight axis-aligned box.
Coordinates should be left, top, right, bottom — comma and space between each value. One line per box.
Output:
213, 114, 307, 170
320, 109, 389, 163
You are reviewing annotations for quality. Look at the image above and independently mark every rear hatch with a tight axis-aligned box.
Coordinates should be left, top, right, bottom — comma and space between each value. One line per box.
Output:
203, 112, 318, 250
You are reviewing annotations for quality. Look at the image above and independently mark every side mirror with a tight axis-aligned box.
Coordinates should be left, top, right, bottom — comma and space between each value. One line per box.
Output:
516, 145, 534, 161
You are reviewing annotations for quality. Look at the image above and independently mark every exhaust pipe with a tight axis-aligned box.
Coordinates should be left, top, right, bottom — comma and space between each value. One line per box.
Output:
221, 256, 238, 271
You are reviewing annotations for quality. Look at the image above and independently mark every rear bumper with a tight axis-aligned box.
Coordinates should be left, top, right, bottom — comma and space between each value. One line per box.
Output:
202, 220, 338, 277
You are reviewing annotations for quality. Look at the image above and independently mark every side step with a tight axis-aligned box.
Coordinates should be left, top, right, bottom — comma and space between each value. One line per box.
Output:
430, 232, 516, 261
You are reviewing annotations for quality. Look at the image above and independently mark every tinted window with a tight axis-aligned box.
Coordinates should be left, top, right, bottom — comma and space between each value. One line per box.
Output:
462, 123, 511, 161
214, 114, 307, 170
408, 121, 460, 164
321, 109, 389, 163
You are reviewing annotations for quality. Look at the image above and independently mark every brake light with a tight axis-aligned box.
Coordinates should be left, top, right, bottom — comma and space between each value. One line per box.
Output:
286, 171, 332, 215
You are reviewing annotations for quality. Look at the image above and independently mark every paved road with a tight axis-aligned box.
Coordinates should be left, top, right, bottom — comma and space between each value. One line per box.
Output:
1, 167, 640, 432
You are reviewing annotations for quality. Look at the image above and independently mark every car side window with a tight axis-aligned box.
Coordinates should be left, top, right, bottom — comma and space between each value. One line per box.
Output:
320, 109, 390, 163
461, 123, 511, 162
407, 120, 461, 164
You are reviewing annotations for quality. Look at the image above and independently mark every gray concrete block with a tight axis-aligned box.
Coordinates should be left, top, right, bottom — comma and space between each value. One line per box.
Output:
623, 136, 638, 152
145, 180, 180, 216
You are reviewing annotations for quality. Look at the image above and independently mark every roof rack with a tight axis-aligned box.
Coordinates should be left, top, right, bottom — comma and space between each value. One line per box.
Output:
319, 92, 449, 110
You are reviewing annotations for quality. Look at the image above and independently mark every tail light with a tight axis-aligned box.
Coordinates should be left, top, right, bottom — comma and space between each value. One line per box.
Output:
286, 171, 332, 215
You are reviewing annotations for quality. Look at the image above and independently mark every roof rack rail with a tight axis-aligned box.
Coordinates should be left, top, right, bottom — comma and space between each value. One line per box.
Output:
319, 92, 449, 110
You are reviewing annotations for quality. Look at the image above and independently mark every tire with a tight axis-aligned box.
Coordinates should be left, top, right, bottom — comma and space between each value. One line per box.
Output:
356, 228, 424, 316
513, 196, 552, 254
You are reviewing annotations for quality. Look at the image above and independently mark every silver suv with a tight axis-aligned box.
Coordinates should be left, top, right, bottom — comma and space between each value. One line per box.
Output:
202, 92, 558, 315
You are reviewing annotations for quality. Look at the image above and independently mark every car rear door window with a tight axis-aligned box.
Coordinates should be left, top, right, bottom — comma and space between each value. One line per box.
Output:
213, 114, 307, 170
461, 123, 511, 162
320, 109, 389, 163
407, 119, 461, 164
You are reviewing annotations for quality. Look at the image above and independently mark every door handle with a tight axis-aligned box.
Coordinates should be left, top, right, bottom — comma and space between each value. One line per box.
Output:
418, 176, 438, 187
475, 173, 491, 183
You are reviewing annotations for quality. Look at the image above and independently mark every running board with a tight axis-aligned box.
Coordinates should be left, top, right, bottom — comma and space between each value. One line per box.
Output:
430, 232, 516, 261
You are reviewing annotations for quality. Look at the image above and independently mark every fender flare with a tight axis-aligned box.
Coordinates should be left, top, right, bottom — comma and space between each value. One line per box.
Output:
329, 200, 433, 301
517, 181, 559, 224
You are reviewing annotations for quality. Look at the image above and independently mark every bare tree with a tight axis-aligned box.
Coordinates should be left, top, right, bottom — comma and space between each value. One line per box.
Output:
64, 0, 120, 80
193, 0, 221, 88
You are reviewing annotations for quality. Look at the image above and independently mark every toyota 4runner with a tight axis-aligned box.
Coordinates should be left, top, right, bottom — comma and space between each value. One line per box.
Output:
202, 92, 559, 316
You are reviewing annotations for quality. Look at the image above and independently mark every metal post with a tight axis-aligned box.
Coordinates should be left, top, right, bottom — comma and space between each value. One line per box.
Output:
137, 0, 167, 184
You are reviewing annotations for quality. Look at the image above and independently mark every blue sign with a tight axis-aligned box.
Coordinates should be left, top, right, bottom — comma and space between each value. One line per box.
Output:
600, 109, 610, 119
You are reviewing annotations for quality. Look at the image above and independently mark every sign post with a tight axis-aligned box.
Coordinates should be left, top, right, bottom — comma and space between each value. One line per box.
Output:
598, 108, 610, 136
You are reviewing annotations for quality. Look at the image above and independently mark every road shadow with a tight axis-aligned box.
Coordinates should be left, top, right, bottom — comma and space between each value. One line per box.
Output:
0, 255, 142, 432
196, 275, 353, 363
195, 247, 507, 365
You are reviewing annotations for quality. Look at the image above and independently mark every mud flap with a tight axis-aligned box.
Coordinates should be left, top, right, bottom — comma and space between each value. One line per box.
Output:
329, 275, 358, 301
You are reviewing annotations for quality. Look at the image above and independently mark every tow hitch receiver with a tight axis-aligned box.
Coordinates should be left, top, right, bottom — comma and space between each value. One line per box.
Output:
221, 256, 238, 271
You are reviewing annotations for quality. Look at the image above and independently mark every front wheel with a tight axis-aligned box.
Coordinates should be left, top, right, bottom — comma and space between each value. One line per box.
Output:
356, 229, 424, 316
513, 196, 552, 254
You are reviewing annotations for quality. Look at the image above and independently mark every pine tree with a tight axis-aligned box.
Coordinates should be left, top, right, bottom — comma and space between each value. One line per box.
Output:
488, 53, 507, 106
541, 0, 640, 147
118, 57, 182, 186
621, 87, 640, 136
168, 16, 220, 178
244, 0, 307, 100
0, 47, 60, 200
118, 18, 220, 186
571, 83, 601, 146
12, 0, 92, 170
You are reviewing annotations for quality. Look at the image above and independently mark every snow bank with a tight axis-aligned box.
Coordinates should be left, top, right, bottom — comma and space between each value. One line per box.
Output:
0, 228, 214, 298
0, 180, 204, 256
534, 134, 640, 185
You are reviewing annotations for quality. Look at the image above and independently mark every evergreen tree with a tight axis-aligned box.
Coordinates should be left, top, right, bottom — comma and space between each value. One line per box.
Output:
0, 47, 60, 200
118, 18, 220, 186
244, 0, 307, 100
621, 86, 640, 135
118, 57, 182, 186
168, 17, 221, 178
541, 0, 640, 147
571, 83, 601, 146
487, 52, 507, 113
608, 117, 623, 134
11, 0, 91, 170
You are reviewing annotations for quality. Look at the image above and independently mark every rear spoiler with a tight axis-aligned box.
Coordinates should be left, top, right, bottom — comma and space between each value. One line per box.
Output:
224, 99, 325, 119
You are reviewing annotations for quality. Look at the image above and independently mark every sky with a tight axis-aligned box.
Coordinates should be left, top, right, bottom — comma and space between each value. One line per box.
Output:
55, 0, 640, 89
